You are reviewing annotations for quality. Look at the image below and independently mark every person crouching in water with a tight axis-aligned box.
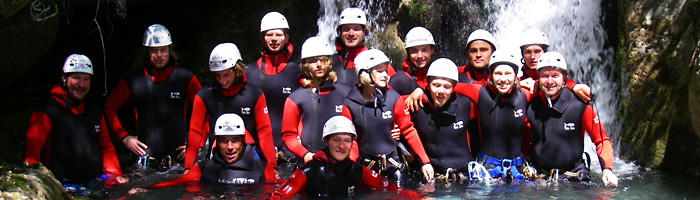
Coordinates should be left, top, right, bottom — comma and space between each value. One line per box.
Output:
129, 113, 264, 195
271, 116, 421, 199
345, 49, 435, 185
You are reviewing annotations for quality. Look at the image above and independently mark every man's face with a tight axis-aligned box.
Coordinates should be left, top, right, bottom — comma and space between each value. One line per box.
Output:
214, 68, 236, 89
538, 67, 565, 98
407, 45, 434, 69
217, 135, 243, 164
429, 78, 454, 108
305, 57, 331, 79
371, 64, 390, 88
263, 29, 288, 53
491, 65, 516, 94
467, 40, 492, 70
340, 24, 365, 48
64, 73, 91, 101
148, 46, 170, 68
522, 45, 545, 70
326, 133, 353, 162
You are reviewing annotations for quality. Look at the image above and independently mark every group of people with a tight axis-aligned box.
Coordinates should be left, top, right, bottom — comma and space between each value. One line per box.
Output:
24, 7, 618, 199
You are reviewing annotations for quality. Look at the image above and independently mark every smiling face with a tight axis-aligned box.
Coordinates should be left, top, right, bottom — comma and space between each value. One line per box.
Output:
407, 44, 434, 69
340, 24, 365, 48
522, 44, 545, 70
371, 64, 390, 88
148, 46, 170, 68
325, 133, 353, 162
491, 65, 516, 94
467, 40, 493, 70
428, 78, 454, 109
214, 68, 236, 89
263, 29, 288, 53
64, 73, 91, 101
538, 67, 565, 99
217, 135, 243, 164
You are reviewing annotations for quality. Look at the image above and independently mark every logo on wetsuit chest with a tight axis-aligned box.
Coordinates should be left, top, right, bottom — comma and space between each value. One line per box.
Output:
335, 105, 343, 113
282, 87, 292, 94
218, 178, 256, 185
241, 107, 251, 114
564, 122, 576, 130
94, 125, 100, 132
453, 121, 464, 129
170, 92, 181, 99
513, 108, 524, 118
382, 111, 393, 119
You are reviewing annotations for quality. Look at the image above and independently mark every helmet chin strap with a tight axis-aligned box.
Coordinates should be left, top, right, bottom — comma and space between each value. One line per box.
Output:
545, 85, 565, 108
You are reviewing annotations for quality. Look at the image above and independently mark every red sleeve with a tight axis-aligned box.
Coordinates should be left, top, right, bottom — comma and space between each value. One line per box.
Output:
453, 83, 482, 104
270, 169, 307, 199
394, 96, 430, 164
280, 98, 308, 158
184, 95, 208, 169
342, 106, 359, 161
255, 94, 279, 182
387, 63, 396, 77
564, 78, 577, 91
24, 111, 51, 164
582, 105, 614, 171
360, 166, 397, 190
104, 80, 132, 140
148, 163, 201, 189
98, 116, 122, 176
186, 76, 202, 103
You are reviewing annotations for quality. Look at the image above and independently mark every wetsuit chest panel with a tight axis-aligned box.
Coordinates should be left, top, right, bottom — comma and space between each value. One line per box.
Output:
527, 90, 587, 171
332, 55, 359, 85
288, 84, 351, 152
124, 67, 193, 157
246, 61, 300, 147
388, 70, 419, 95
198, 84, 264, 152
476, 87, 528, 159
42, 100, 102, 183
411, 95, 473, 170
200, 145, 264, 185
301, 160, 363, 198
345, 88, 400, 155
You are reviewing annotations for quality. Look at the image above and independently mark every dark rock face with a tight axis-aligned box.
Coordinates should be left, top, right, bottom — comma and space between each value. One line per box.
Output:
617, 0, 700, 176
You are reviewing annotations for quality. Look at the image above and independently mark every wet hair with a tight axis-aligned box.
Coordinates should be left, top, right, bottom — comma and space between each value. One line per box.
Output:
231, 60, 247, 84
300, 56, 336, 87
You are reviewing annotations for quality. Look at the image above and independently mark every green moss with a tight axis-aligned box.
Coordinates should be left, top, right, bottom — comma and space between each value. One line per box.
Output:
408, 1, 428, 22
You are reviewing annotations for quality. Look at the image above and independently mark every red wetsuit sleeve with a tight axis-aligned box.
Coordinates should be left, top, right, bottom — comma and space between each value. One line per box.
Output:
184, 95, 208, 170
453, 83, 482, 104
341, 106, 359, 161
24, 111, 51, 164
280, 98, 308, 158
98, 116, 123, 176
255, 94, 279, 182
394, 96, 430, 164
270, 169, 307, 199
387, 63, 396, 77
104, 80, 132, 140
582, 105, 614, 171
564, 78, 577, 91
186, 77, 202, 103
148, 163, 202, 189
521, 88, 533, 102
360, 166, 397, 190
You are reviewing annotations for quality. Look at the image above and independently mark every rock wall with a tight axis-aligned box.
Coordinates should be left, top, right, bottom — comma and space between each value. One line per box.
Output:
617, 0, 700, 176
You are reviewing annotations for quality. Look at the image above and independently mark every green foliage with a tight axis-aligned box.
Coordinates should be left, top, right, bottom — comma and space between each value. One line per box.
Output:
408, 1, 428, 22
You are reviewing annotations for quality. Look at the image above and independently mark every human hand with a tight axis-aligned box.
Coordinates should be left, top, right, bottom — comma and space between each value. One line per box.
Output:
128, 188, 148, 195
602, 169, 618, 186
405, 88, 425, 112
175, 145, 186, 160
391, 124, 401, 141
521, 78, 535, 93
422, 164, 434, 183
303, 152, 315, 163
573, 84, 592, 102
123, 136, 147, 156
115, 176, 129, 184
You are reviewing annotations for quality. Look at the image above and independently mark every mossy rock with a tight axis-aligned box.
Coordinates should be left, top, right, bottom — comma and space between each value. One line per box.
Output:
0, 163, 71, 200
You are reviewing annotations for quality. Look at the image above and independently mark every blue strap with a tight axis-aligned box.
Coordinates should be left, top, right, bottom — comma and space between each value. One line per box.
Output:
478, 153, 523, 167
478, 153, 525, 180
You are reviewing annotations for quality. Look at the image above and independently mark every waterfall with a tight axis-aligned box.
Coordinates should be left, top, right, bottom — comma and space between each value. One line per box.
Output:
315, 0, 348, 50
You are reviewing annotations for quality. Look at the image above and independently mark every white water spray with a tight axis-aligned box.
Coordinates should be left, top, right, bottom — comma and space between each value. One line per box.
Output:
315, 0, 348, 50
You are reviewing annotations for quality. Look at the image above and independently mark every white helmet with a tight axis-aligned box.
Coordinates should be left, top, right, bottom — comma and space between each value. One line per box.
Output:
62, 54, 93, 75
338, 7, 367, 26
520, 28, 549, 48
536, 52, 567, 71
214, 113, 246, 136
466, 29, 496, 50
209, 43, 243, 72
143, 24, 172, 47
301, 36, 334, 59
354, 49, 390, 76
404, 26, 435, 48
426, 58, 459, 82
322, 116, 357, 141
488, 50, 522, 72
260, 11, 290, 33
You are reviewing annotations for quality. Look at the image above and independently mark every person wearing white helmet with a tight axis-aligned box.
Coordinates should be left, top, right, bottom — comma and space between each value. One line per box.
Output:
271, 116, 420, 199
451, 50, 538, 182
344, 49, 435, 184
458, 29, 496, 86
407, 58, 476, 182
280, 36, 356, 164
25, 54, 128, 190
130, 113, 265, 195
245, 11, 302, 165
104, 24, 202, 169
527, 52, 618, 186
332, 7, 396, 85
182, 43, 278, 183
389, 26, 439, 114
